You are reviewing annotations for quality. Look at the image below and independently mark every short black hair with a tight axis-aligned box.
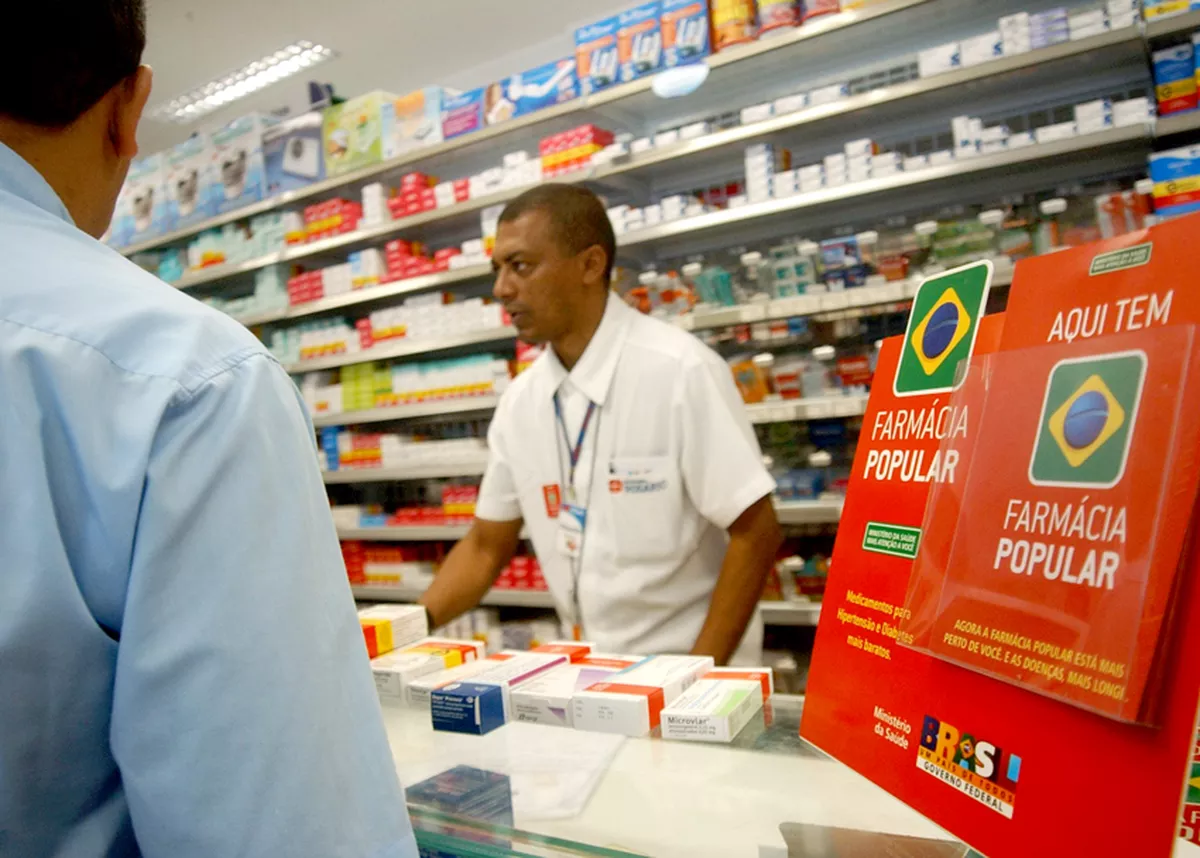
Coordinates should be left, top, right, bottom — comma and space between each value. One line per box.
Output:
499, 184, 616, 283
1, 0, 147, 127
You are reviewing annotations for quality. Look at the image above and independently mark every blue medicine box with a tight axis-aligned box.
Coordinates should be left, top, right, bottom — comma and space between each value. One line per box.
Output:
431, 682, 506, 735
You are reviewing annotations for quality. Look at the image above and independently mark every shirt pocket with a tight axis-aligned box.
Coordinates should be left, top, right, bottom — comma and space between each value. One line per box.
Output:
606, 456, 684, 564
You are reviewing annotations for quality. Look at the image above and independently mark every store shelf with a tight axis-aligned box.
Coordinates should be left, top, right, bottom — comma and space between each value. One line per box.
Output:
1144, 8, 1200, 39
774, 498, 844, 525
746, 394, 869, 424
285, 326, 517, 374
1155, 109, 1200, 138
339, 525, 471, 541
154, 27, 1140, 298
352, 584, 555, 609
623, 125, 1149, 250
353, 583, 822, 626
312, 395, 500, 429
759, 601, 823, 627
322, 458, 489, 484
118, 0, 935, 260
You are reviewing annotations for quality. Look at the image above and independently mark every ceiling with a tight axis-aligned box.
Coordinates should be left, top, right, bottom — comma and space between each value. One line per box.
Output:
140, 0, 629, 152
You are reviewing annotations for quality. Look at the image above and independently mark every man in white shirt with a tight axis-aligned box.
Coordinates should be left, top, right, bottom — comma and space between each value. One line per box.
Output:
421, 184, 781, 665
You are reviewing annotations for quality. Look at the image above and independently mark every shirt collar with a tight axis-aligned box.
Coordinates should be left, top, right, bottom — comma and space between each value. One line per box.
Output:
0, 141, 74, 225
545, 291, 633, 406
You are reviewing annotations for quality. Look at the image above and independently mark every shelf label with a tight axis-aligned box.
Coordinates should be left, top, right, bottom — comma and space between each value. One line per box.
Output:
861, 521, 922, 560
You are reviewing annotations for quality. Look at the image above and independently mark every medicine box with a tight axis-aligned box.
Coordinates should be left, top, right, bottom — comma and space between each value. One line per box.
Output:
919, 42, 961, 78
441, 88, 486, 141
576, 15, 620, 94
263, 111, 325, 196
662, 0, 710, 67
503, 58, 579, 119
210, 113, 277, 214
164, 133, 217, 230
357, 604, 429, 658
1143, 0, 1193, 18
809, 82, 850, 106
407, 654, 514, 707
961, 31, 1001, 67
660, 678, 764, 742
383, 87, 446, 156
1154, 44, 1198, 115
703, 666, 775, 699
618, 2, 663, 83
431, 651, 569, 733
322, 91, 397, 177
511, 655, 639, 726
759, 0, 800, 33
112, 153, 168, 246
1149, 145, 1200, 216
371, 637, 486, 700
571, 654, 715, 736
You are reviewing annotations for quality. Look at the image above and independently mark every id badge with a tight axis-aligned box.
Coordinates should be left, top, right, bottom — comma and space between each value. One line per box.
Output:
555, 502, 587, 559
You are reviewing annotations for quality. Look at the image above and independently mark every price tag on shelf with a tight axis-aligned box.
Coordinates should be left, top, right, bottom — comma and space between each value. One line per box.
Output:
806, 399, 835, 419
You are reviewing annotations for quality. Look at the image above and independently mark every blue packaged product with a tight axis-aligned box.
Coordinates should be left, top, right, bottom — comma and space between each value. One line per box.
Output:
111, 152, 168, 246
319, 427, 340, 472
263, 112, 326, 195
575, 16, 620, 94
662, 0, 710, 66
431, 682, 506, 735
618, 2, 663, 83
210, 113, 278, 215
501, 58, 579, 119
164, 134, 217, 229
1149, 145, 1200, 216
442, 88, 487, 140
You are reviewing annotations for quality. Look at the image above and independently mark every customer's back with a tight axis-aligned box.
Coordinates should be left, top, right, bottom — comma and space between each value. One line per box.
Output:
0, 4, 417, 856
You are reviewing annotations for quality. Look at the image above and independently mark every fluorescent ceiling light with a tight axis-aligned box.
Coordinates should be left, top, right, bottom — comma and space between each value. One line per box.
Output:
149, 41, 336, 123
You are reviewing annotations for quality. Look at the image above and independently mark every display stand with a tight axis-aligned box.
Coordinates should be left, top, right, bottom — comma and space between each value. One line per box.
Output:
801, 213, 1200, 858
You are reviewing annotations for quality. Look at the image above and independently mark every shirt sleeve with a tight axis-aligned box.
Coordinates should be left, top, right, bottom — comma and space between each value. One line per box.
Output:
677, 356, 777, 530
474, 402, 523, 522
110, 353, 418, 858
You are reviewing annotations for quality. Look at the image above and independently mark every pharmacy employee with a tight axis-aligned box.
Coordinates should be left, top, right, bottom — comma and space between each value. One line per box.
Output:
421, 184, 781, 665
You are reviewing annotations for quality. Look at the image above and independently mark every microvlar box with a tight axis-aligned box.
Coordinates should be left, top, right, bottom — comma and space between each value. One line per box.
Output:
431, 652, 569, 734
570, 654, 714, 736
511, 656, 639, 727
660, 678, 764, 743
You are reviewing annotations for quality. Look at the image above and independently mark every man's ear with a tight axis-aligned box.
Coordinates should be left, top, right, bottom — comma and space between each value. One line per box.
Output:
580, 244, 610, 287
111, 65, 153, 160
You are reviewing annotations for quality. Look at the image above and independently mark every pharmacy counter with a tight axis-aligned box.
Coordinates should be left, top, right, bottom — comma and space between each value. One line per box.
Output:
382, 697, 1200, 857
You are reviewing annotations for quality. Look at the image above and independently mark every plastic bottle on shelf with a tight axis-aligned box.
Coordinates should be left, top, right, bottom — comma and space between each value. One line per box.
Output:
1036, 197, 1068, 254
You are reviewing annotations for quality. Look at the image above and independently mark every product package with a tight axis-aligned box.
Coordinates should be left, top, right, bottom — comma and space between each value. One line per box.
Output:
358, 604, 429, 658
618, 3, 664, 82
164, 134, 217, 229
210, 113, 278, 214
502, 58, 579, 119
383, 87, 447, 156
431, 652, 569, 734
703, 666, 775, 699
322, 91, 398, 177
511, 655, 640, 726
441, 89, 487, 140
1150, 145, 1200, 216
111, 153, 168, 246
800, 0, 840, 22
571, 654, 715, 736
660, 677, 764, 742
711, 0, 757, 52
407, 766, 514, 828
662, 0, 710, 66
371, 637, 486, 700
758, 0, 800, 34
263, 111, 326, 196
1154, 43, 1198, 115
575, 16, 620, 94
407, 653, 515, 707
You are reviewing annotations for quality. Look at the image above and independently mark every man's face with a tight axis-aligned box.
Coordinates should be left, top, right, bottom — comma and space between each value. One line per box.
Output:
492, 210, 589, 344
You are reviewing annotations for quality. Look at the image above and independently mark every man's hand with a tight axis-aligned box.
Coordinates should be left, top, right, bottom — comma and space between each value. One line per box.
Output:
419, 517, 523, 628
691, 495, 783, 665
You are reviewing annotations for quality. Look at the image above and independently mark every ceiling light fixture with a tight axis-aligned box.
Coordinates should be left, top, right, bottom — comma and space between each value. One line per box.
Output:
148, 41, 336, 124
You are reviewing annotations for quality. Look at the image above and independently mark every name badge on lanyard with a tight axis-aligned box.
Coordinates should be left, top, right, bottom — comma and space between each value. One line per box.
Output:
554, 393, 597, 560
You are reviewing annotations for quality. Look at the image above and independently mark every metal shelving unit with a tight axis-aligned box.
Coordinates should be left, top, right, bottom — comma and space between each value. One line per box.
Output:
322, 458, 489, 484
339, 526, 471, 541
312, 395, 500, 429
746, 394, 870, 425
1155, 110, 1200, 138
773, 498, 844, 525
351, 583, 823, 626
286, 326, 517, 374
1144, 8, 1200, 39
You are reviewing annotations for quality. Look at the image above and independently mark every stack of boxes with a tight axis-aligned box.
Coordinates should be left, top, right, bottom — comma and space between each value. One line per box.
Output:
301, 199, 363, 243
386, 172, 439, 219
571, 654, 716, 736
431, 648, 576, 735
343, 542, 441, 588
358, 604, 428, 659
539, 125, 615, 178
1150, 144, 1200, 216
492, 555, 547, 592
371, 637, 487, 701
745, 143, 791, 202
511, 652, 640, 727
1154, 39, 1199, 116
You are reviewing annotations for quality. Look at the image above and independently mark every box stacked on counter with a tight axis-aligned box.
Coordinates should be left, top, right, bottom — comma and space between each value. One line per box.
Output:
370, 637, 487, 701
431, 649, 574, 735
571, 654, 715, 736
357, 603, 428, 658
660, 667, 775, 742
512, 652, 640, 727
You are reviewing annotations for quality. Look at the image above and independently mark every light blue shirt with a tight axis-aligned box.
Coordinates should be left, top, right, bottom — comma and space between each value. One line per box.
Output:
0, 142, 417, 858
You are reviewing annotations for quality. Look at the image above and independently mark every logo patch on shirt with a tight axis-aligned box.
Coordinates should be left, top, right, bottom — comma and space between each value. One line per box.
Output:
609, 479, 623, 493
543, 484, 562, 518
609, 477, 667, 494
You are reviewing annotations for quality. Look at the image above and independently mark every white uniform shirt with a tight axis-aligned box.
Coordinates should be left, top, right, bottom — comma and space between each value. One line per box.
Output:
476, 292, 776, 663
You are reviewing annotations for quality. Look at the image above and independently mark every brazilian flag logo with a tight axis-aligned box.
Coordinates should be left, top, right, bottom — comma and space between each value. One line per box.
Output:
893, 261, 993, 397
1029, 351, 1146, 488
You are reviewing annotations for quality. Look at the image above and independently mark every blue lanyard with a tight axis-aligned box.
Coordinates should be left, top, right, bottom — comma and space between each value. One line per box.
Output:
553, 393, 597, 492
